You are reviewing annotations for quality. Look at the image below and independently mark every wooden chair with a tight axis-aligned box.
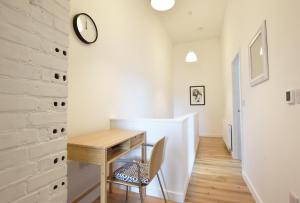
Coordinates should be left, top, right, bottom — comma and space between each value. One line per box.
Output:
107, 137, 167, 203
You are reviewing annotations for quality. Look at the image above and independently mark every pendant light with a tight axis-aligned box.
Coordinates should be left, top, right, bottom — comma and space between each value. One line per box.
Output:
185, 51, 198, 63
151, 0, 176, 11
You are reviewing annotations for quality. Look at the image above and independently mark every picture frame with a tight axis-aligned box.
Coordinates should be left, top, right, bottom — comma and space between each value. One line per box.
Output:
249, 20, 269, 86
190, 86, 205, 105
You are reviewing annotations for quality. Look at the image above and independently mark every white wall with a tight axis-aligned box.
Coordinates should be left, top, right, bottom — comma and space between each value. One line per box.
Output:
0, 1, 69, 202
172, 39, 224, 137
221, 0, 300, 202
110, 113, 199, 203
67, 0, 173, 202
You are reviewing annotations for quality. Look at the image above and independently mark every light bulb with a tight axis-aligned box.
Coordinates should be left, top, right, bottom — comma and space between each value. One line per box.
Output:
151, 0, 175, 11
185, 51, 198, 63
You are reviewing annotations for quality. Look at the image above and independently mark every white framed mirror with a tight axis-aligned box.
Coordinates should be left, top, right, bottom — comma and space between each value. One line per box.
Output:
249, 20, 269, 86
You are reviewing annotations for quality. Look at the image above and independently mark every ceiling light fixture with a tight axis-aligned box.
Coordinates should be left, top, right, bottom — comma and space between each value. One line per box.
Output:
151, 0, 175, 11
185, 51, 198, 63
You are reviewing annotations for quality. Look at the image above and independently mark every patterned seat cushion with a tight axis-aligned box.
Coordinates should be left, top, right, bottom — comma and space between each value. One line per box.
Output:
114, 162, 150, 185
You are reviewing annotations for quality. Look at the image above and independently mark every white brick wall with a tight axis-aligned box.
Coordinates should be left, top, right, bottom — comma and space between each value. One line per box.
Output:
0, 0, 69, 202
27, 165, 67, 192
0, 183, 27, 203
0, 148, 28, 170
0, 129, 39, 150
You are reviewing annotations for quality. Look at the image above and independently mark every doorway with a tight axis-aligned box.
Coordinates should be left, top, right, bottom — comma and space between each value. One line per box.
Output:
232, 54, 242, 160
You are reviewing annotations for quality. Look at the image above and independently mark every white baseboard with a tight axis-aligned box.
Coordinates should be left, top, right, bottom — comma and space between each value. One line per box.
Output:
242, 171, 264, 203
75, 185, 184, 203
167, 190, 185, 203
130, 184, 184, 203
181, 173, 190, 202
75, 186, 99, 203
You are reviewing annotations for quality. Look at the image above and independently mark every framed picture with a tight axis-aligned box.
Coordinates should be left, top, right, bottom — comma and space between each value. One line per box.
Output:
249, 20, 269, 86
190, 86, 205, 105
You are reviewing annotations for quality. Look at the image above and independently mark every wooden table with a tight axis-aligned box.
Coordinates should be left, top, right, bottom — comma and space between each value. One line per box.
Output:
68, 129, 146, 203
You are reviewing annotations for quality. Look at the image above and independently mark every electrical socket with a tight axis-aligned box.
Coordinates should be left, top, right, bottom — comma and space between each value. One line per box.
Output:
290, 192, 299, 203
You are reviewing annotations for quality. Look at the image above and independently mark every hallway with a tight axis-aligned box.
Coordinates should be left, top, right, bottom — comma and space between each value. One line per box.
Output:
185, 137, 255, 203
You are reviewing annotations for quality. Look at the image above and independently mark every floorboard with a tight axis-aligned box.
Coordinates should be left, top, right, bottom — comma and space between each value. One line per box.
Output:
184, 137, 255, 203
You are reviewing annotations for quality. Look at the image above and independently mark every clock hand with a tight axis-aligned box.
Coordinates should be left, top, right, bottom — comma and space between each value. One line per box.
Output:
85, 17, 88, 30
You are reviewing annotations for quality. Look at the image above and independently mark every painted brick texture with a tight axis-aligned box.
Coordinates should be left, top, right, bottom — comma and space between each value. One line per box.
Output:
0, 0, 69, 202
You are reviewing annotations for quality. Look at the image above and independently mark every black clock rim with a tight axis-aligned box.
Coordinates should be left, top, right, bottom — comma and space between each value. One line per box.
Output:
73, 13, 98, 44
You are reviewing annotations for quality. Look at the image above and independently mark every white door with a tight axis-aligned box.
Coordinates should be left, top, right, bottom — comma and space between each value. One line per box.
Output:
232, 54, 242, 160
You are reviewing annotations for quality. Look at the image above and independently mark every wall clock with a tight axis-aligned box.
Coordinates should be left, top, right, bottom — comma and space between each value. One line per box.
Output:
73, 13, 98, 44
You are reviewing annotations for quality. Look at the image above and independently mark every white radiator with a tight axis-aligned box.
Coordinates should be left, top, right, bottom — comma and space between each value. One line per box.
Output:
223, 121, 232, 152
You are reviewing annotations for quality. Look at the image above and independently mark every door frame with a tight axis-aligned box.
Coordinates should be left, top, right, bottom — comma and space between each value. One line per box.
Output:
231, 53, 243, 161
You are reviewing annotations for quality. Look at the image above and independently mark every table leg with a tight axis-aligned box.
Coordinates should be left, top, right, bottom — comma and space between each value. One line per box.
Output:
101, 164, 107, 203
109, 163, 113, 193
142, 133, 147, 163
141, 133, 147, 196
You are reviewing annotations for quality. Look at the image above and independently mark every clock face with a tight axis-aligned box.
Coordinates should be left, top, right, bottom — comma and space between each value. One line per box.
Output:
73, 13, 98, 44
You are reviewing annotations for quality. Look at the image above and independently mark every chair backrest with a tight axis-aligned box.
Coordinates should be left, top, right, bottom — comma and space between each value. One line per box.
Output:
148, 137, 166, 181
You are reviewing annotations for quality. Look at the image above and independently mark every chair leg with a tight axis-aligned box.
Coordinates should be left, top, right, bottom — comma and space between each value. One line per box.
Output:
139, 187, 144, 203
125, 186, 129, 201
157, 174, 167, 203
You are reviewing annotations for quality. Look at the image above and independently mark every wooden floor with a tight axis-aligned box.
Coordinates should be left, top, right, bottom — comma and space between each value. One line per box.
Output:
93, 188, 175, 203
95, 137, 254, 203
185, 137, 255, 203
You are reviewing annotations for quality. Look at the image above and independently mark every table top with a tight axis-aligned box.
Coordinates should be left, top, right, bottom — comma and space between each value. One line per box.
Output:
68, 128, 145, 149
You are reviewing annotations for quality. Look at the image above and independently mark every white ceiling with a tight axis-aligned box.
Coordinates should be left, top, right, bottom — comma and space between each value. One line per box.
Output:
155, 0, 228, 44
